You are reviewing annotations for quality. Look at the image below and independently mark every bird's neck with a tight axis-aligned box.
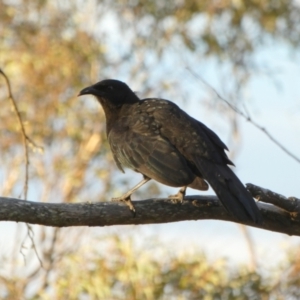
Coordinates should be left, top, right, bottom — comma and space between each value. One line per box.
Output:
103, 102, 139, 136
97, 93, 140, 135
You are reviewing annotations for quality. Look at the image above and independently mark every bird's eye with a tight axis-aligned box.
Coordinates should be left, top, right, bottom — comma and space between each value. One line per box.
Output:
107, 85, 113, 90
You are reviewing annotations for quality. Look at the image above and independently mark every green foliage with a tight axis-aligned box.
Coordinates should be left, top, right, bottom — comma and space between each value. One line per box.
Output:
113, 0, 300, 70
1, 234, 300, 299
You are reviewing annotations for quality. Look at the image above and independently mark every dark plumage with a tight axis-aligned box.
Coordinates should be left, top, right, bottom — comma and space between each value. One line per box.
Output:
78, 79, 262, 223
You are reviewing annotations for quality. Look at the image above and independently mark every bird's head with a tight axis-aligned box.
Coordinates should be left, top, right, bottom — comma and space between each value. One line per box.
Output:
78, 79, 139, 107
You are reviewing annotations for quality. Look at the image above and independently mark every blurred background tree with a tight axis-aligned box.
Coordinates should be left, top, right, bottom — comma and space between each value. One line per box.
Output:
0, 0, 300, 298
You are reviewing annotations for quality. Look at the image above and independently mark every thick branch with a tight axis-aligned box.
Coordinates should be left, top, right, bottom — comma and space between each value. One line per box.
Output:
1, 184, 299, 235
246, 183, 300, 213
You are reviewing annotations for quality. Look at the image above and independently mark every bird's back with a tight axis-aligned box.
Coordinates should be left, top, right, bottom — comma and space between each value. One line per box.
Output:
110, 98, 261, 223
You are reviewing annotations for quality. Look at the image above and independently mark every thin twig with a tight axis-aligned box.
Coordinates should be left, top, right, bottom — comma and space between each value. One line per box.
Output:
28, 224, 44, 267
41, 228, 59, 290
0, 68, 43, 268
0, 68, 29, 197
187, 67, 300, 164
19, 225, 44, 268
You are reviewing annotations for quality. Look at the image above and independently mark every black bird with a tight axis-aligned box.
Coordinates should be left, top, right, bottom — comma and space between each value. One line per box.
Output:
78, 79, 262, 223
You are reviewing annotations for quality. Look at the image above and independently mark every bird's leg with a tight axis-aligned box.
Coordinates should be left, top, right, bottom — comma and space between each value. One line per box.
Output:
112, 176, 151, 215
168, 186, 187, 203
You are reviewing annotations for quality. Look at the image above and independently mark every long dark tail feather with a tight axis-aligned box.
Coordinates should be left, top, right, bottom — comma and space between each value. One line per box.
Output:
194, 157, 262, 224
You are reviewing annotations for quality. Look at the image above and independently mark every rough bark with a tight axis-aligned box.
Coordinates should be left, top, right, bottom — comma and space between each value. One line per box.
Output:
0, 184, 299, 236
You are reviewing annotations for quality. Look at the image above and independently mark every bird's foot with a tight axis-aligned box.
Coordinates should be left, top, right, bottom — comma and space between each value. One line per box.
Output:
168, 187, 186, 204
111, 194, 136, 217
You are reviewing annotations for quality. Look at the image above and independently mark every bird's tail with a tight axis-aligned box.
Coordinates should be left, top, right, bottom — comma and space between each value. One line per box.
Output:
194, 157, 262, 223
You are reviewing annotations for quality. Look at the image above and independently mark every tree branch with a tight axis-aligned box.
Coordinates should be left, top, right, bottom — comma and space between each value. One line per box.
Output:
0, 68, 30, 198
186, 67, 300, 165
1, 68, 44, 267
0, 184, 299, 236
246, 183, 300, 216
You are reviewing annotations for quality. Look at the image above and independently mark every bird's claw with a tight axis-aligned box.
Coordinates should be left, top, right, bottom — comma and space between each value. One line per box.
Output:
168, 193, 184, 204
168, 187, 186, 203
111, 195, 136, 217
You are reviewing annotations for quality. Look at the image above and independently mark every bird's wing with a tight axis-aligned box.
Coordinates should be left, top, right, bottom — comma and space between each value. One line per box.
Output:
146, 99, 261, 223
108, 114, 196, 187
141, 98, 231, 165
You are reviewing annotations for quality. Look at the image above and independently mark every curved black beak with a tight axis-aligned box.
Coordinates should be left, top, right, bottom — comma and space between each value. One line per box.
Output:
78, 86, 96, 97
